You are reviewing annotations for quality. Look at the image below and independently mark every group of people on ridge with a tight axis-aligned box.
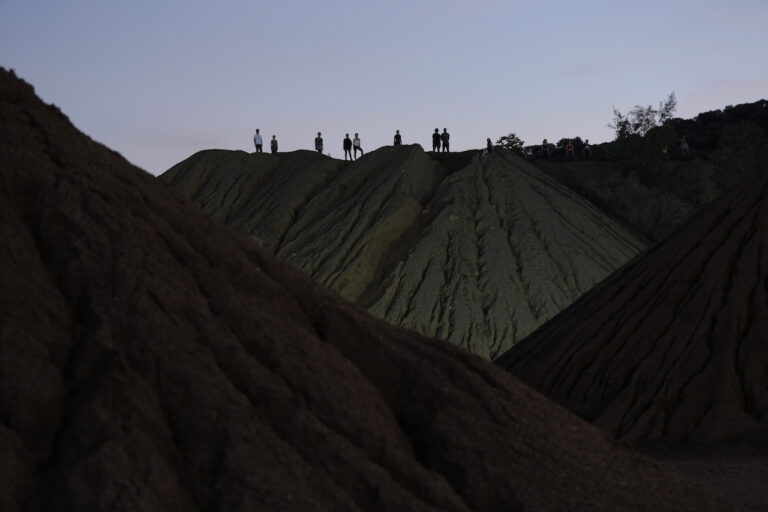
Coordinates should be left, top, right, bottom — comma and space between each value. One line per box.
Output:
257, 128, 692, 161
538, 135, 690, 161
252, 129, 278, 154
255, 128, 454, 156
540, 139, 592, 160
313, 132, 364, 160
341, 133, 364, 161
432, 128, 450, 152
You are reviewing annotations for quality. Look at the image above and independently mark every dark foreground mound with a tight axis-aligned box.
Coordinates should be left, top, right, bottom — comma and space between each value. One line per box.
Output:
0, 69, 729, 511
498, 162, 768, 447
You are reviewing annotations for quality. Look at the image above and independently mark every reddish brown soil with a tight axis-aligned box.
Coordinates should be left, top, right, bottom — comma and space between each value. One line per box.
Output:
0, 69, 733, 511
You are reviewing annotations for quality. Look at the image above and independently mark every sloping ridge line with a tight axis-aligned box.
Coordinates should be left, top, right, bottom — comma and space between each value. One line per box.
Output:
497, 160, 768, 446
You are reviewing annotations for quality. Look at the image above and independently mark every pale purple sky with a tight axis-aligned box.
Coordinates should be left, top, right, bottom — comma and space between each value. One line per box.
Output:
2, 0, 767, 175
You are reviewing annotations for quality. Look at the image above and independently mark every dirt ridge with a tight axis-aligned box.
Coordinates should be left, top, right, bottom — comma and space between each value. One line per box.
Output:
162, 145, 645, 358
497, 160, 768, 446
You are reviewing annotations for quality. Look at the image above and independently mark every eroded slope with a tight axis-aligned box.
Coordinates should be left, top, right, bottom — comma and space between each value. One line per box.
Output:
163, 146, 644, 358
497, 163, 768, 446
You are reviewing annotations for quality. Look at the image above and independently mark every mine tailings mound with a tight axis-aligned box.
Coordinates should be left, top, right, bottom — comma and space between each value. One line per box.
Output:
497, 157, 768, 509
161, 144, 645, 359
0, 69, 734, 511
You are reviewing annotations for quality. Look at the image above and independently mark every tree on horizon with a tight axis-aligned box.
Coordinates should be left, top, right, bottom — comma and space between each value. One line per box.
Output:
496, 132, 525, 156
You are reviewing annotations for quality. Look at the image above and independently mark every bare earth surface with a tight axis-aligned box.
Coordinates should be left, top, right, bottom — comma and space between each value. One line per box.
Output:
531, 158, 715, 243
649, 435, 768, 512
498, 151, 768, 509
0, 69, 732, 511
161, 146, 644, 358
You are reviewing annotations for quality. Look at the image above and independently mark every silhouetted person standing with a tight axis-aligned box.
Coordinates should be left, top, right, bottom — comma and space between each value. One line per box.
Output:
583, 139, 591, 160
542, 139, 550, 160
565, 140, 574, 160
343, 133, 353, 161
315, 132, 324, 153
432, 129, 441, 152
441, 128, 450, 152
253, 129, 263, 153
394, 130, 402, 145
680, 136, 690, 158
487, 138, 494, 154
271, 135, 278, 154
353, 133, 363, 159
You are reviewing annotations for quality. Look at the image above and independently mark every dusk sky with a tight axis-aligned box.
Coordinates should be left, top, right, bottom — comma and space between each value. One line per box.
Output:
2, 0, 767, 175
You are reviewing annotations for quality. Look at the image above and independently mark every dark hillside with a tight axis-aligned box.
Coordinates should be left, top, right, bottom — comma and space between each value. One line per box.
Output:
529, 99, 768, 243
498, 158, 768, 447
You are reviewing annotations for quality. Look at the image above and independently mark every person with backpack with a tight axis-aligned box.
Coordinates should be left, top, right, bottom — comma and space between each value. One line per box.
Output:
270, 135, 278, 154
583, 139, 591, 160
343, 133, 353, 161
441, 128, 450, 152
315, 132, 324, 153
432, 128, 441, 152
253, 129, 263, 153
394, 130, 402, 145
353, 133, 363, 159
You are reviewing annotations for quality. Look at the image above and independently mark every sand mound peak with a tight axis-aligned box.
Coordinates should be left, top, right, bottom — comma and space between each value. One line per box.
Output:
163, 143, 645, 358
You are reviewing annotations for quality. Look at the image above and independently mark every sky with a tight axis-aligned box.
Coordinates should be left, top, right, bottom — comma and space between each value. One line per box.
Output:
1, 0, 767, 175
